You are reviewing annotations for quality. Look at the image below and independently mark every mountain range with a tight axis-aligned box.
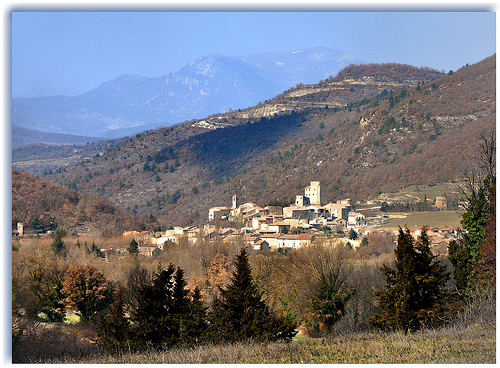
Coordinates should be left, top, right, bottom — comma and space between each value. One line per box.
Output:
12, 47, 362, 139
31, 54, 494, 229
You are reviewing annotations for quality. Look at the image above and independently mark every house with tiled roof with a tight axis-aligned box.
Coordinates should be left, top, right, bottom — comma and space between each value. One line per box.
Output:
283, 205, 310, 219
278, 233, 315, 249
324, 203, 350, 221
208, 206, 231, 221
139, 246, 162, 257
258, 233, 282, 250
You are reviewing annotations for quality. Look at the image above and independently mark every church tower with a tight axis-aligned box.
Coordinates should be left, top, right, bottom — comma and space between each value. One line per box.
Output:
232, 194, 238, 209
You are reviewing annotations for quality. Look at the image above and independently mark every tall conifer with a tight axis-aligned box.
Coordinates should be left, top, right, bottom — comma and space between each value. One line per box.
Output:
130, 263, 176, 350
95, 290, 131, 354
211, 248, 297, 342
370, 227, 451, 334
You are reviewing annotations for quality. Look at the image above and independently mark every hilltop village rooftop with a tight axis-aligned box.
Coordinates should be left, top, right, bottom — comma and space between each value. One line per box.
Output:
13, 181, 457, 258
115, 182, 457, 257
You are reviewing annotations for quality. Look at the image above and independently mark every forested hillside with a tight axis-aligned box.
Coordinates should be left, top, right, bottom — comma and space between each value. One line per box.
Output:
12, 169, 150, 236
39, 56, 495, 227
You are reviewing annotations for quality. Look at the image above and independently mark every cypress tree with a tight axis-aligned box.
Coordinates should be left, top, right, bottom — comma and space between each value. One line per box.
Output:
211, 247, 297, 342
370, 227, 451, 334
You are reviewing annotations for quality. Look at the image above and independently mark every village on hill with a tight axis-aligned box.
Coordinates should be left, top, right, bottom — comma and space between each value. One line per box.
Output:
94, 181, 459, 258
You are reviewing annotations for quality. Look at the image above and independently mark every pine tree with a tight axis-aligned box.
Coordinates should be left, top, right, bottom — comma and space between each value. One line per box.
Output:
178, 287, 209, 346
370, 227, 451, 334
51, 235, 65, 255
95, 290, 132, 354
130, 263, 176, 350
211, 248, 297, 342
169, 267, 192, 344
128, 263, 210, 350
128, 239, 139, 254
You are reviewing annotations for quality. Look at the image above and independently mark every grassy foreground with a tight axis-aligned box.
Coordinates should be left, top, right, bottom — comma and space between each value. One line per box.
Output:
38, 324, 495, 364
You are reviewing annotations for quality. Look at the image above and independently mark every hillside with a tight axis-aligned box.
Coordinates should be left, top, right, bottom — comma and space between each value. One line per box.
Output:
41, 56, 495, 227
12, 126, 105, 148
12, 136, 127, 176
12, 47, 362, 138
12, 169, 150, 237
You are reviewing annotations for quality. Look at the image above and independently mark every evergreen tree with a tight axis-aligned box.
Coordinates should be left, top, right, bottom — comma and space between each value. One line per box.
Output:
370, 227, 451, 334
128, 239, 139, 254
130, 263, 176, 350
473, 183, 496, 290
448, 132, 495, 293
172, 267, 190, 315
29, 266, 65, 322
211, 248, 297, 343
95, 290, 132, 354
178, 287, 209, 346
90, 241, 103, 257
129, 263, 206, 350
310, 275, 353, 333
51, 230, 66, 255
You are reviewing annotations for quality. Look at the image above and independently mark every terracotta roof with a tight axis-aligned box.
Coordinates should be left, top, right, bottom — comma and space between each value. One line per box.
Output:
258, 233, 282, 239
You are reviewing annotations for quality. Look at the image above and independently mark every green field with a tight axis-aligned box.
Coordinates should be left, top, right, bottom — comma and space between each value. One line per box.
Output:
369, 211, 462, 233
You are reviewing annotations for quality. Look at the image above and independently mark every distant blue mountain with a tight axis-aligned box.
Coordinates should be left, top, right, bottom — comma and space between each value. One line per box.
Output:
12, 47, 362, 138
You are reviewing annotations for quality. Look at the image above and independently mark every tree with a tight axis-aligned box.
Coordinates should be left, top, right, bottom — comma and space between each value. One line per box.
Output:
473, 182, 495, 290
310, 275, 354, 334
361, 236, 369, 246
51, 228, 67, 256
348, 229, 358, 240
95, 289, 132, 354
130, 264, 197, 350
51, 236, 65, 256
448, 132, 495, 293
370, 227, 451, 334
61, 264, 114, 323
90, 241, 103, 257
28, 262, 66, 322
178, 287, 209, 346
130, 263, 176, 350
211, 248, 297, 343
128, 239, 139, 254
296, 242, 355, 336
125, 259, 150, 309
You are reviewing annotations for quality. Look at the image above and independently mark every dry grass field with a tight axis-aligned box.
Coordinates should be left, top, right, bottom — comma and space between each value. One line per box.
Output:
30, 323, 494, 364
14, 286, 496, 364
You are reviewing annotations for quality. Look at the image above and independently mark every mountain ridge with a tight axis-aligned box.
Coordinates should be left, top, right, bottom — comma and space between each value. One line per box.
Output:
33, 56, 498, 228
12, 47, 362, 138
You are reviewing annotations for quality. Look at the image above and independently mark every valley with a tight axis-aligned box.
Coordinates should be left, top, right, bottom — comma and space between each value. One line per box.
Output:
11, 54, 495, 365
15, 55, 492, 230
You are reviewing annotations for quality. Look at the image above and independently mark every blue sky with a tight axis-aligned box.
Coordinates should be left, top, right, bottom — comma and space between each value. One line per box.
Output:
11, 10, 496, 98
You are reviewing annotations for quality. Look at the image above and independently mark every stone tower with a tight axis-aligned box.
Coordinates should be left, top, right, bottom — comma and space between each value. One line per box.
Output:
232, 194, 238, 209
304, 181, 325, 205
